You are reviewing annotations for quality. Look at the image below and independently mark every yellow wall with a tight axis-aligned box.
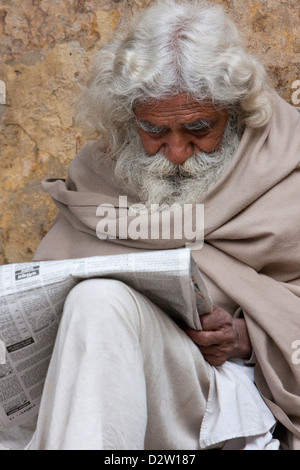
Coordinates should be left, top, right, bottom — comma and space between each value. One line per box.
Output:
0, 0, 299, 264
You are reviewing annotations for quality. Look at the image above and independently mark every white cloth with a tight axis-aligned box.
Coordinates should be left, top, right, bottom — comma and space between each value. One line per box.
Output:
200, 362, 278, 449
0, 416, 37, 450
10, 279, 277, 450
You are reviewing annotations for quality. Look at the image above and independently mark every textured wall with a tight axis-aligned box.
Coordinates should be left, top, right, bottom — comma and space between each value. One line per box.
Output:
0, 0, 299, 264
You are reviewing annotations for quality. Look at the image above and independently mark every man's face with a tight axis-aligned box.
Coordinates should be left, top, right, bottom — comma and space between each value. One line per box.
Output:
114, 94, 241, 207
134, 94, 229, 165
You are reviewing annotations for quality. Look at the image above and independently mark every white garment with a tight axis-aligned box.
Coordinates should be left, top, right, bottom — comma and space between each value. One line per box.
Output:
16, 279, 276, 450
200, 362, 278, 449
0, 416, 37, 450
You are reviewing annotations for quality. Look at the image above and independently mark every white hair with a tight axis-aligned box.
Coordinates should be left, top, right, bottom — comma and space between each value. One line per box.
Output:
76, 0, 273, 155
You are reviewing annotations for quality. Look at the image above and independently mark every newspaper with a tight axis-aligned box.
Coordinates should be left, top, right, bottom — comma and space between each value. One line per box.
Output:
0, 248, 212, 429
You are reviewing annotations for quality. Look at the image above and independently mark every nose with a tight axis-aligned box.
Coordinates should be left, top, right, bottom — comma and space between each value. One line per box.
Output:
162, 132, 194, 165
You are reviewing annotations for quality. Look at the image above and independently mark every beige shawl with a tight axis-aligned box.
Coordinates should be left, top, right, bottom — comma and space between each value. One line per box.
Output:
34, 93, 300, 447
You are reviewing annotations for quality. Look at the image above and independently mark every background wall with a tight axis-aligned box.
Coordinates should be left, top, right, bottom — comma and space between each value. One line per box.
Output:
0, 0, 299, 264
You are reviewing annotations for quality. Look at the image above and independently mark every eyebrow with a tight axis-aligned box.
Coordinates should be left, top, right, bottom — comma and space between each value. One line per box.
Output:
135, 118, 215, 134
135, 119, 166, 134
184, 119, 215, 131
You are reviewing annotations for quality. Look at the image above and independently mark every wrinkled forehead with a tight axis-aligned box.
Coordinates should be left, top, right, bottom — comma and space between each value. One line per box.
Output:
134, 94, 227, 123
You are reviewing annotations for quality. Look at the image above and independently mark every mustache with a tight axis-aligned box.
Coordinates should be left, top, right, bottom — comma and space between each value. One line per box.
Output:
137, 150, 225, 180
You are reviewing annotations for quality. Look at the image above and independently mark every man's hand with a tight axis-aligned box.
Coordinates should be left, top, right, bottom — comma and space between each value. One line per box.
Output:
184, 306, 252, 367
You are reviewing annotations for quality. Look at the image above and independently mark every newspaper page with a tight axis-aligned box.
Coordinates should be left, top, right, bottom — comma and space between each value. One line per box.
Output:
0, 248, 212, 429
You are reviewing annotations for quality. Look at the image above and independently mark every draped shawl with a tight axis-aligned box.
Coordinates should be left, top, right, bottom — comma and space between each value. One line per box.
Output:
34, 93, 300, 447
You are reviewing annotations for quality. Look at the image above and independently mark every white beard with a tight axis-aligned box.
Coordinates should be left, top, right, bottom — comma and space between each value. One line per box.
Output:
114, 117, 242, 208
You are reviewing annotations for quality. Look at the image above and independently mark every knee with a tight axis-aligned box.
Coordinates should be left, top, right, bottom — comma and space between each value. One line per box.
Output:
67, 278, 126, 301
63, 278, 140, 327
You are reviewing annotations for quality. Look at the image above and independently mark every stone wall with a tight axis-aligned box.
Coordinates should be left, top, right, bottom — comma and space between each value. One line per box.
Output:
0, 0, 299, 264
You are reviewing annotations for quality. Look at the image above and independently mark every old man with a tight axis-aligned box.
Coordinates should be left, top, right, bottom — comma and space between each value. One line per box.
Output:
11, 0, 300, 450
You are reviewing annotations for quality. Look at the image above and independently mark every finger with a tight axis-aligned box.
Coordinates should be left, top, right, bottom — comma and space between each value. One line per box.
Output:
199, 344, 232, 356
198, 344, 232, 366
186, 328, 231, 347
202, 353, 227, 367
200, 307, 232, 331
